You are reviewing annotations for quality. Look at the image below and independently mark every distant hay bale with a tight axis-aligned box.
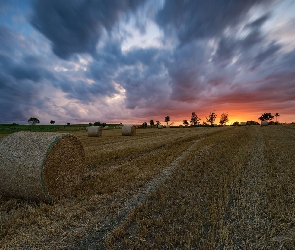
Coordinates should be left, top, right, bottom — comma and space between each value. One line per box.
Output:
158, 125, 163, 129
0, 132, 85, 201
261, 121, 268, 126
87, 126, 102, 137
102, 126, 109, 130
122, 125, 136, 136
240, 122, 246, 126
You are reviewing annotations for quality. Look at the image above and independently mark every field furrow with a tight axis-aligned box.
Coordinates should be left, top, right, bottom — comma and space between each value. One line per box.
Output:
105, 126, 295, 249
1, 125, 294, 249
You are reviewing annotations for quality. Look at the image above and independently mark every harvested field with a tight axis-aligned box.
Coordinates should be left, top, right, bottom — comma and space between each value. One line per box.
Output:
0, 126, 294, 249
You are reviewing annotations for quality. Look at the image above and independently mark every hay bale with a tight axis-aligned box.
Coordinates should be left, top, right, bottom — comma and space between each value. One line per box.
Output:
158, 125, 163, 129
122, 125, 136, 136
261, 121, 268, 126
240, 122, 246, 126
102, 126, 109, 130
0, 132, 85, 201
87, 126, 102, 137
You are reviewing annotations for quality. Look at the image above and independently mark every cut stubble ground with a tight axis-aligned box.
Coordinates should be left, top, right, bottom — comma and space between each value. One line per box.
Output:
0, 125, 295, 249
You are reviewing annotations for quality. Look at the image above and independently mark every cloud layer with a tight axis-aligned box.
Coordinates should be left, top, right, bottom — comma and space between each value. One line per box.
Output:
0, 0, 295, 124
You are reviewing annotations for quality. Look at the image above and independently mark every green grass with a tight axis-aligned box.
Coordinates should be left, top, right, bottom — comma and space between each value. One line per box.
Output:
0, 124, 121, 134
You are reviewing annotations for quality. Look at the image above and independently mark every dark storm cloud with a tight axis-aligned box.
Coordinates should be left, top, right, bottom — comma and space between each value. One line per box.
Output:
115, 47, 171, 109
211, 47, 295, 110
156, 0, 271, 45
30, 0, 147, 60
254, 41, 281, 64
247, 12, 271, 29
167, 42, 205, 102
0, 25, 57, 123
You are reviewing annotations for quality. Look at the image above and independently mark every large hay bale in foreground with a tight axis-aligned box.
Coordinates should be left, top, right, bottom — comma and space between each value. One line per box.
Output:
0, 132, 85, 201
261, 121, 268, 126
87, 126, 102, 137
122, 125, 136, 136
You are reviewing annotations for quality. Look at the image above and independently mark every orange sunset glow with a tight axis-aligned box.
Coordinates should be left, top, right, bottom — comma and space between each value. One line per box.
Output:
0, 1, 295, 125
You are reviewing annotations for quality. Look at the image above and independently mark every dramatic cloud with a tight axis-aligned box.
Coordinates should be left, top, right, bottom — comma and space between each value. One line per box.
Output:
30, 0, 147, 59
156, 0, 272, 45
0, 0, 295, 125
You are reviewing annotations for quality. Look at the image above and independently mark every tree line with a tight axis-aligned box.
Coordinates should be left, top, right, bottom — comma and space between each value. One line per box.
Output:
27, 112, 280, 127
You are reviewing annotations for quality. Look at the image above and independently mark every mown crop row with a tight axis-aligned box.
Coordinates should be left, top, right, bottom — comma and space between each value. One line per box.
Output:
0, 126, 294, 249
0, 127, 226, 248
106, 126, 295, 249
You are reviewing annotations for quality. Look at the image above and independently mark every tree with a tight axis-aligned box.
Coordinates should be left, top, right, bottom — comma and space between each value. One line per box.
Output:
206, 112, 217, 126
67, 123, 70, 126
156, 121, 161, 128
94, 121, 101, 126
246, 120, 259, 125
150, 120, 154, 127
142, 122, 147, 128
164, 116, 170, 126
28, 117, 40, 125
258, 113, 274, 122
232, 121, 239, 126
190, 112, 201, 126
219, 113, 229, 125
50, 120, 55, 124
275, 113, 280, 122
183, 120, 189, 126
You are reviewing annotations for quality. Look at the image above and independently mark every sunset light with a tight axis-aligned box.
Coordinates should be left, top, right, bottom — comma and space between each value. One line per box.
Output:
0, 0, 295, 125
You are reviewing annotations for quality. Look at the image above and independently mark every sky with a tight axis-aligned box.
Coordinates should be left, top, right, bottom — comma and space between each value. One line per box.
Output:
0, 0, 295, 125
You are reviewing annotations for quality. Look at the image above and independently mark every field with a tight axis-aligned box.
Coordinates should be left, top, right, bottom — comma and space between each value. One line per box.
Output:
0, 125, 295, 249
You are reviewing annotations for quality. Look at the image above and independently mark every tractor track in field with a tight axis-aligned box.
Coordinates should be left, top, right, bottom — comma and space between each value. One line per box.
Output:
73, 134, 215, 249
225, 126, 271, 248
84, 128, 214, 178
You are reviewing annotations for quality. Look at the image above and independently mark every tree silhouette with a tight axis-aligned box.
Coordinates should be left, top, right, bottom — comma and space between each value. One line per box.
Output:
275, 113, 280, 122
150, 120, 154, 127
258, 113, 274, 122
206, 112, 217, 126
164, 116, 170, 126
190, 112, 201, 126
219, 113, 229, 125
183, 119, 189, 126
28, 117, 40, 125
156, 121, 161, 128
50, 120, 55, 124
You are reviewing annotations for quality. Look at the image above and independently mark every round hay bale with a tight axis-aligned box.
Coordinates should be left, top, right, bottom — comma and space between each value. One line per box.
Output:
158, 125, 163, 129
0, 132, 85, 201
87, 126, 102, 137
122, 125, 136, 136
240, 122, 246, 126
261, 121, 268, 126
